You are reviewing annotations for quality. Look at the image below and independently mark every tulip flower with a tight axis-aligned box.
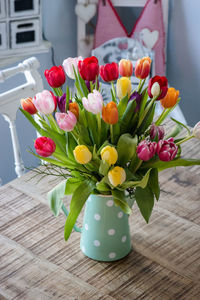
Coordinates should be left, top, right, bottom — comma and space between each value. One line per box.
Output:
69, 102, 79, 119
148, 76, 168, 100
21, 97, 37, 115
129, 91, 142, 112
137, 140, 157, 161
62, 56, 83, 80
108, 166, 126, 187
57, 93, 67, 113
82, 90, 103, 115
55, 111, 77, 131
100, 146, 118, 166
44, 66, 66, 88
116, 77, 132, 100
78, 56, 99, 81
100, 62, 119, 82
73, 145, 92, 164
33, 90, 57, 115
119, 59, 133, 77
150, 123, 165, 141
135, 57, 151, 79
193, 122, 200, 139
34, 137, 56, 157
102, 101, 118, 125
160, 87, 180, 108
157, 138, 178, 161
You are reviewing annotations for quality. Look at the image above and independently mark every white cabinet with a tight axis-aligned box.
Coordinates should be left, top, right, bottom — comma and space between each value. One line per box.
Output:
0, 22, 7, 50
9, 0, 39, 18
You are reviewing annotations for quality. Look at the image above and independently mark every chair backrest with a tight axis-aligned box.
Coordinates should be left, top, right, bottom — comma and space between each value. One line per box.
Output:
76, 0, 169, 61
0, 57, 44, 177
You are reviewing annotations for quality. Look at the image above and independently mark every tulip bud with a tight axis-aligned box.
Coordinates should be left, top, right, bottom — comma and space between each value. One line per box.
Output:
136, 140, 157, 161
135, 57, 151, 79
78, 56, 99, 81
100, 146, 118, 166
108, 166, 126, 187
102, 101, 118, 125
157, 138, 178, 161
148, 76, 168, 100
150, 123, 164, 141
73, 145, 92, 164
33, 90, 57, 115
62, 56, 83, 80
34, 137, 56, 157
57, 93, 67, 113
55, 111, 77, 131
116, 77, 132, 100
21, 97, 37, 115
160, 87, 179, 108
119, 59, 133, 77
100, 62, 119, 82
44, 66, 66, 88
82, 90, 103, 114
69, 102, 79, 119
193, 122, 200, 139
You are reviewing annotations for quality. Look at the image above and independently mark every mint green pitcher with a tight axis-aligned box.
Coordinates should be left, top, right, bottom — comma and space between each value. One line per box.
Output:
73, 194, 133, 262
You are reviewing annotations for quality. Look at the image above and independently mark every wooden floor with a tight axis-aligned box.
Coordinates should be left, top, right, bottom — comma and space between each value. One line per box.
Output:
0, 125, 200, 299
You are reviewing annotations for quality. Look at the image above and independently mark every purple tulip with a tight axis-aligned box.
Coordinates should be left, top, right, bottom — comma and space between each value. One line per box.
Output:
157, 138, 178, 161
137, 140, 157, 161
129, 91, 142, 112
150, 123, 165, 141
85, 79, 99, 92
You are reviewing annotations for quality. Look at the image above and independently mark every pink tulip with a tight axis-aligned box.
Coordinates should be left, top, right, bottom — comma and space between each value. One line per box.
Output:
137, 140, 157, 161
55, 111, 77, 131
33, 90, 57, 114
34, 137, 56, 157
82, 90, 103, 114
63, 56, 83, 80
157, 138, 178, 161
150, 123, 165, 141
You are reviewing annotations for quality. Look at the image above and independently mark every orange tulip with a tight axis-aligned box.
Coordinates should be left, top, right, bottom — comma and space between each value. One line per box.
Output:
69, 102, 79, 119
135, 57, 151, 79
21, 97, 37, 115
160, 87, 179, 108
119, 59, 133, 77
102, 101, 118, 125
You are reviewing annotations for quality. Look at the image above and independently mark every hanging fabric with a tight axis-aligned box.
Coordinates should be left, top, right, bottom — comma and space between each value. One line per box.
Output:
94, 0, 166, 75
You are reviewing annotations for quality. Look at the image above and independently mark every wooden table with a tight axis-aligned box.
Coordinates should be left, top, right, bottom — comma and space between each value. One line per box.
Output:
1, 127, 200, 299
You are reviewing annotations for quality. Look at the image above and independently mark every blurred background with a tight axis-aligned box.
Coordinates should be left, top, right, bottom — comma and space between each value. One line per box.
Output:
0, 0, 200, 185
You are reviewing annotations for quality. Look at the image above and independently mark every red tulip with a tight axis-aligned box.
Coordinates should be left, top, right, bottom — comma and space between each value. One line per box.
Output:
157, 138, 178, 161
34, 137, 56, 157
44, 66, 66, 88
21, 97, 37, 115
100, 62, 119, 82
78, 56, 99, 81
148, 76, 168, 100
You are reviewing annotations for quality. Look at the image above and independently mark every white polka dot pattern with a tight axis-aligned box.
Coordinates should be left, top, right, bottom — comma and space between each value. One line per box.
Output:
106, 200, 114, 207
85, 224, 88, 230
118, 212, 123, 218
94, 213, 101, 221
108, 229, 115, 236
122, 236, 127, 243
94, 240, 100, 247
109, 252, 116, 259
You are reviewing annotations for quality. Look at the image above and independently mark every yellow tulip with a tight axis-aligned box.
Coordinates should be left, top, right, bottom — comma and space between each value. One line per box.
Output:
116, 77, 132, 100
73, 145, 92, 164
108, 166, 126, 187
100, 146, 118, 166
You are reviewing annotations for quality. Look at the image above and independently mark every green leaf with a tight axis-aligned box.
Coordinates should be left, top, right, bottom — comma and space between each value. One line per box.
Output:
29, 151, 74, 168
64, 180, 95, 241
112, 190, 132, 215
48, 180, 67, 216
65, 177, 84, 195
135, 186, 154, 223
99, 160, 110, 176
121, 168, 152, 189
170, 117, 191, 135
66, 132, 77, 160
137, 103, 155, 135
96, 181, 110, 192
66, 86, 70, 111
117, 134, 138, 165
117, 94, 129, 119
120, 100, 136, 134
142, 157, 200, 171
165, 124, 183, 139
148, 168, 160, 201
139, 88, 148, 118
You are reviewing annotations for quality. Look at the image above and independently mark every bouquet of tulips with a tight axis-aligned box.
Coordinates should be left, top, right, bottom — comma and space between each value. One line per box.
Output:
20, 56, 200, 240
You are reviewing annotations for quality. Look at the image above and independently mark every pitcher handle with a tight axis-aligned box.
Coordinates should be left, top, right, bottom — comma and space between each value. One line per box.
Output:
62, 204, 82, 233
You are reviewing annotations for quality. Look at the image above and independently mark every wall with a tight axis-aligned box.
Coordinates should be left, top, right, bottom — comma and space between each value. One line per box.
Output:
0, 0, 200, 185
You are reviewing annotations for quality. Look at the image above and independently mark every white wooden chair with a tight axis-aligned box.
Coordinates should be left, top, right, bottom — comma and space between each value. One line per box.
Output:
0, 57, 44, 178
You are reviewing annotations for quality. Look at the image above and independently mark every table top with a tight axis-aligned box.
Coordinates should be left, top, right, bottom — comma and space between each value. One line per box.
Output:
1, 123, 200, 299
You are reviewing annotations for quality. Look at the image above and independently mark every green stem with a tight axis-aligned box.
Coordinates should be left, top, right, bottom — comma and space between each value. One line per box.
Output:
176, 135, 194, 145
137, 96, 157, 128
155, 108, 168, 126
110, 124, 114, 144
96, 113, 101, 147
133, 159, 143, 173
90, 81, 93, 93
53, 87, 63, 97
138, 79, 146, 93
48, 114, 63, 133
111, 81, 117, 103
